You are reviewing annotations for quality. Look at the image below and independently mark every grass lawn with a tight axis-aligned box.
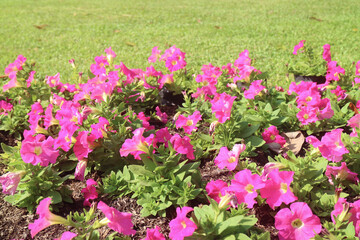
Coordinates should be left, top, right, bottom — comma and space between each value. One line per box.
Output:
1, 0, 360, 83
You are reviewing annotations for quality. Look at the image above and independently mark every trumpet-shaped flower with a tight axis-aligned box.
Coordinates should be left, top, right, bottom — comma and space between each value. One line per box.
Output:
214, 144, 246, 171
120, 128, 153, 159
260, 169, 298, 209
73, 131, 97, 160
98, 201, 136, 236
226, 169, 265, 208
170, 134, 195, 160
175, 111, 202, 134
306, 129, 349, 162
275, 202, 322, 240
205, 179, 228, 203
28, 198, 68, 238
325, 162, 359, 185
169, 206, 197, 240
210, 92, 236, 123
244, 80, 266, 99
142, 226, 165, 240
0, 171, 23, 195
81, 179, 98, 207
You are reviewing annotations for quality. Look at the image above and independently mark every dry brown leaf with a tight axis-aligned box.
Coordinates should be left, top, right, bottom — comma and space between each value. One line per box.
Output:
268, 131, 305, 155
34, 24, 48, 29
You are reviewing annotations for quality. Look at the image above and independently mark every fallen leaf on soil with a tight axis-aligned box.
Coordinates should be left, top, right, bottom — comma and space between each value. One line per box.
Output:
268, 131, 305, 155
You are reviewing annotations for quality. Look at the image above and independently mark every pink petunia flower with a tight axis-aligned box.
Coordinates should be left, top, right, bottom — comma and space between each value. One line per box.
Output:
296, 107, 318, 125
155, 127, 172, 147
226, 169, 265, 208
148, 46, 162, 63
175, 111, 202, 135
98, 201, 136, 236
81, 179, 98, 207
306, 129, 349, 162
292, 40, 306, 55
0, 100, 13, 116
142, 226, 166, 240
73, 131, 98, 160
262, 126, 286, 147
120, 128, 155, 160
260, 169, 298, 209
90, 55, 109, 76
105, 47, 116, 62
326, 61, 345, 82
169, 206, 197, 240
210, 92, 236, 123
91, 117, 109, 139
331, 197, 350, 224
75, 159, 87, 181
28, 198, 68, 238
170, 134, 195, 160
243, 80, 266, 99
55, 231, 77, 240
275, 202, 322, 240
322, 44, 332, 62
205, 179, 228, 203
349, 200, 360, 236
214, 144, 246, 171
0, 171, 23, 195
325, 162, 359, 185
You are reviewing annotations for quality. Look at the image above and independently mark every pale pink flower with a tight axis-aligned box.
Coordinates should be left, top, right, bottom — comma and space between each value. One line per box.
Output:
214, 144, 246, 171
275, 202, 322, 240
0, 172, 22, 195
2, 72, 20, 92
105, 47, 116, 61
98, 201, 136, 235
142, 226, 165, 240
81, 179, 98, 207
260, 169, 298, 209
325, 162, 359, 185
292, 40, 305, 55
226, 169, 265, 208
169, 207, 197, 240
28, 198, 68, 238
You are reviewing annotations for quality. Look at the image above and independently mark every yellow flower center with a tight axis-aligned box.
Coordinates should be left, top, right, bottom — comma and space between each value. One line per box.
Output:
228, 156, 236, 163
34, 146, 42, 156
303, 114, 309, 119
291, 218, 304, 229
270, 135, 276, 141
306, 96, 312, 102
186, 119, 194, 126
280, 183, 288, 193
245, 184, 254, 193
172, 60, 178, 66
181, 221, 187, 228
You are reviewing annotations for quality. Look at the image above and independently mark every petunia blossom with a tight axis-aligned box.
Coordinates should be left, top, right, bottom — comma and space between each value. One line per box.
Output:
175, 111, 202, 135
325, 162, 359, 185
81, 179, 98, 207
293, 40, 306, 55
142, 226, 166, 240
214, 144, 246, 171
169, 206, 197, 240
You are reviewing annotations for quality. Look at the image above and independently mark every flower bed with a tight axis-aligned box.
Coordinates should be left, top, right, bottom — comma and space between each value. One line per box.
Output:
1, 42, 360, 239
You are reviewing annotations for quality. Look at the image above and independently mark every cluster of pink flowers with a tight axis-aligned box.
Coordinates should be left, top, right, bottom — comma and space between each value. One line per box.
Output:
288, 81, 333, 125
206, 168, 297, 209
149, 45, 186, 72
210, 92, 237, 123
3, 55, 29, 92
192, 63, 220, 100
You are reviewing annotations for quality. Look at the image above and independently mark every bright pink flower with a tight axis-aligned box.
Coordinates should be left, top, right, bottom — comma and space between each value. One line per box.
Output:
170, 134, 195, 160
90, 55, 109, 76
120, 128, 154, 159
0, 172, 22, 195
55, 231, 77, 240
348, 114, 360, 137
138, 112, 155, 131
306, 129, 349, 162
155, 106, 168, 123
158, 74, 174, 89
331, 197, 348, 224
233, 50, 261, 81
325, 162, 359, 185
148, 46, 162, 63
28, 102, 44, 125
43, 104, 58, 130
317, 98, 334, 120
54, 123, 78, 152
214, 144, 246, 171
349, 200, 360, 236
81, 179, 98, 207
169, 206, 197, 240
4, 55, 26, 75
326, 61, 345, 82
356, 60, 360, 76
155, 127, 172, 147
98, 201, 136, 236
175, 111, 202, 135
296, 88, 321, 108
192, 84, 217, 101
323, 44, 331, 62
262, 126, 286, 147
210, 93, 236, 123
74, 131, 97, 160
28, 198, 68, 238
296, 107, 318, 125
26, 70, 36, 88
226, 169, 265, 208
244, 80, 266, 99
21, 135, 59, 167
275, 202, 322, 240
91, 117, 109, 139
292, 40, 306, 55
331, 86, 347, 101
142, 226, 166, 240
162, 47, 186, 72
46, 73, 61, 88
205, 179, 228, 203
2, 72, 20, 92
260, 169, 298, 209
0, 100, 13, 116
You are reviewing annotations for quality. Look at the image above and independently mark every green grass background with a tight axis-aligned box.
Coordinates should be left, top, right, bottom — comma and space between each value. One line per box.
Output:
1, 0, 360, 82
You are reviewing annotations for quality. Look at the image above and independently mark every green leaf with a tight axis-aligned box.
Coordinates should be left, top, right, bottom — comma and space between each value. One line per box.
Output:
245, 136, 265, 148
128, 165, 155, 177
345, 222, 356, 237
47, 191, 62, 204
